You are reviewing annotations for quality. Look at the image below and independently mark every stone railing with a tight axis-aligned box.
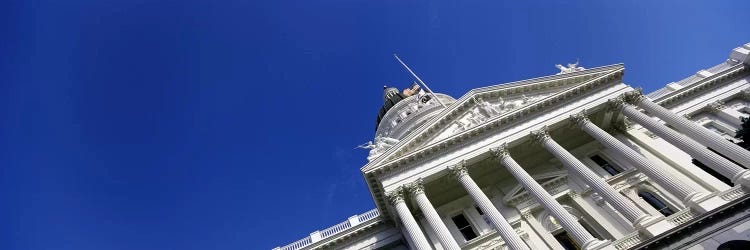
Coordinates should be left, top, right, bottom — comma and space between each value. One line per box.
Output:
277, 237, 312, 250
666, 209, 696, 226
612, 231, 643, 250
274, 208, 380, 250
718, 186, 747, 201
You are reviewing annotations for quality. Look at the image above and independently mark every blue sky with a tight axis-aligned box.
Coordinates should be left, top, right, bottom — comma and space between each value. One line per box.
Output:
1, 1, 748, 249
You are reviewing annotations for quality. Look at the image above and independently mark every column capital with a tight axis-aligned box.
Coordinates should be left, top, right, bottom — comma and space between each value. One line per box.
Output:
385, 188, 406, 205
621, 88, 645, 105
406, 178, 426, 196
489, 143, 511, 159
447, 160, 469, 179
607, 97, 626, 111
530, 126, 551, 144
570, 110, 591, 127
705, 101, 726, 113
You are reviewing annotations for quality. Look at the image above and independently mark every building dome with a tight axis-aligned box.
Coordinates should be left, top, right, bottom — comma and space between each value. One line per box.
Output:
374, 86, 455, 140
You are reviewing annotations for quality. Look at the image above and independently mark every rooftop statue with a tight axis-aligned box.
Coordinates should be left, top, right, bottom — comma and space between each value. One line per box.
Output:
555, 59, 585, 75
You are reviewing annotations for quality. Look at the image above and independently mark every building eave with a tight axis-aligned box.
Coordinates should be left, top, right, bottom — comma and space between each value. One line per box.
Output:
651, 64, 749, 107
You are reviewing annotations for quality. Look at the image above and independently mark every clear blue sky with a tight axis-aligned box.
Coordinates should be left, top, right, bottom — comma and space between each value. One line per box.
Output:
1, 1, 748, 249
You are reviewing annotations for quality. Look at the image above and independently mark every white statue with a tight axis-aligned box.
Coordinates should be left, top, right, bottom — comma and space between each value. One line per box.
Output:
555, 59, 585, 75
376, 136, 400, 145
356, 141, 377, 150
361, 136, 401, 161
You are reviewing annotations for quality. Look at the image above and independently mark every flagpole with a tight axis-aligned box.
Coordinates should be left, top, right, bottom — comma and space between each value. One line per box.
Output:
393, 54, 447, 108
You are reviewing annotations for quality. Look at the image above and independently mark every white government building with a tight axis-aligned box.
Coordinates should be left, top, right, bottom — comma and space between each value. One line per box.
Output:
275, 43, 750, 250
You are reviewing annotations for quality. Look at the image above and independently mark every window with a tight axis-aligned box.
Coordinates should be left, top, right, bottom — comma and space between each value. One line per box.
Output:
692, 159, 733, 186
638, 191, 675, 217
704, 123, 726, 136
451, 213, 478, 241
591, 155, 621, 176
554, 232, 579, 250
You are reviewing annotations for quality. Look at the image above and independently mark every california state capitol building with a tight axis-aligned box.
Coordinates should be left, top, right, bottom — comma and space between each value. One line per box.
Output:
274, 43, 750, 250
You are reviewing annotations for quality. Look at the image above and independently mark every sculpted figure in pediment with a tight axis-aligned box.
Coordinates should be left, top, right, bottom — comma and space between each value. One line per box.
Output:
467, 108, 487, 125
452, 120, 471, 134
475, 97, 500, 117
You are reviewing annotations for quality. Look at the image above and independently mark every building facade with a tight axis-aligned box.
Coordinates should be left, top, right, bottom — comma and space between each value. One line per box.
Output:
275, 43, 750, 250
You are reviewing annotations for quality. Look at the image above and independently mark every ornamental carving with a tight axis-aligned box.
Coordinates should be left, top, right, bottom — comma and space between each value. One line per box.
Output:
706, 101, 726, 113
607, 97, 626, 111
447, 160, 469, 179
741, 88, 750, 101
621, 88, 645, 105
489, 143, 510, 159
406, 179, 425, 195
530, 126, 551, 144
570, 110, 591, 127
385, 188, 405, 205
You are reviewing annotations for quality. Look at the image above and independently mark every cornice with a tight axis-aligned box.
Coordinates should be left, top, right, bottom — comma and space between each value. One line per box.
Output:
652, 64, 749, 107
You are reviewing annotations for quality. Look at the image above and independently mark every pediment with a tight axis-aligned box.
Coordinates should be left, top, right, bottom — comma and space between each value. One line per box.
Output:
362, 64, 624, 174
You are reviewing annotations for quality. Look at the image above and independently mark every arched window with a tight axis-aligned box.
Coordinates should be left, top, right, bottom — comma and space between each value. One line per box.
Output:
638, 191, 675, 216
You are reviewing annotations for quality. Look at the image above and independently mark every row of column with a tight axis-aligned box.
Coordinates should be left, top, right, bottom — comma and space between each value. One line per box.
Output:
617, 89, 750, 187
386, 172, 529, 250
386, 89, 750, 250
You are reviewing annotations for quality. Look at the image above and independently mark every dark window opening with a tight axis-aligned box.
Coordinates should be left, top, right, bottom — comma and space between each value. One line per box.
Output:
707, 147, 745, 169
591, 155, 621, 176
692, 159, 733, 186
451, 213, 478, 241
638, 191, 675, 217
718, 240, 750, 250
579, 220, 602, 239
554, 231, 580, 250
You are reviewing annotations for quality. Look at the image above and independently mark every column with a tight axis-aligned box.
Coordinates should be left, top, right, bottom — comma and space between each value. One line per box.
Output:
408, 179, 461, 250
531, 127, 659, 232
570, 111, 726, 213
447, 162, 529, 250
613, 98, 750, 188
623, 89, 750, 169
386, 189, 432, 250
490, 145, 612, 250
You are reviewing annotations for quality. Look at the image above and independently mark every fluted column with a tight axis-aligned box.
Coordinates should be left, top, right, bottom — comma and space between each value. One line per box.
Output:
613, 98, 750, 188
531, 127, 650, 225
386, 189, 432, 250
490, 145, 609, 250
447, 162, 529, 250
624, 89, 750, 168
571, 112, 699, 200
408, 179, 461, 250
